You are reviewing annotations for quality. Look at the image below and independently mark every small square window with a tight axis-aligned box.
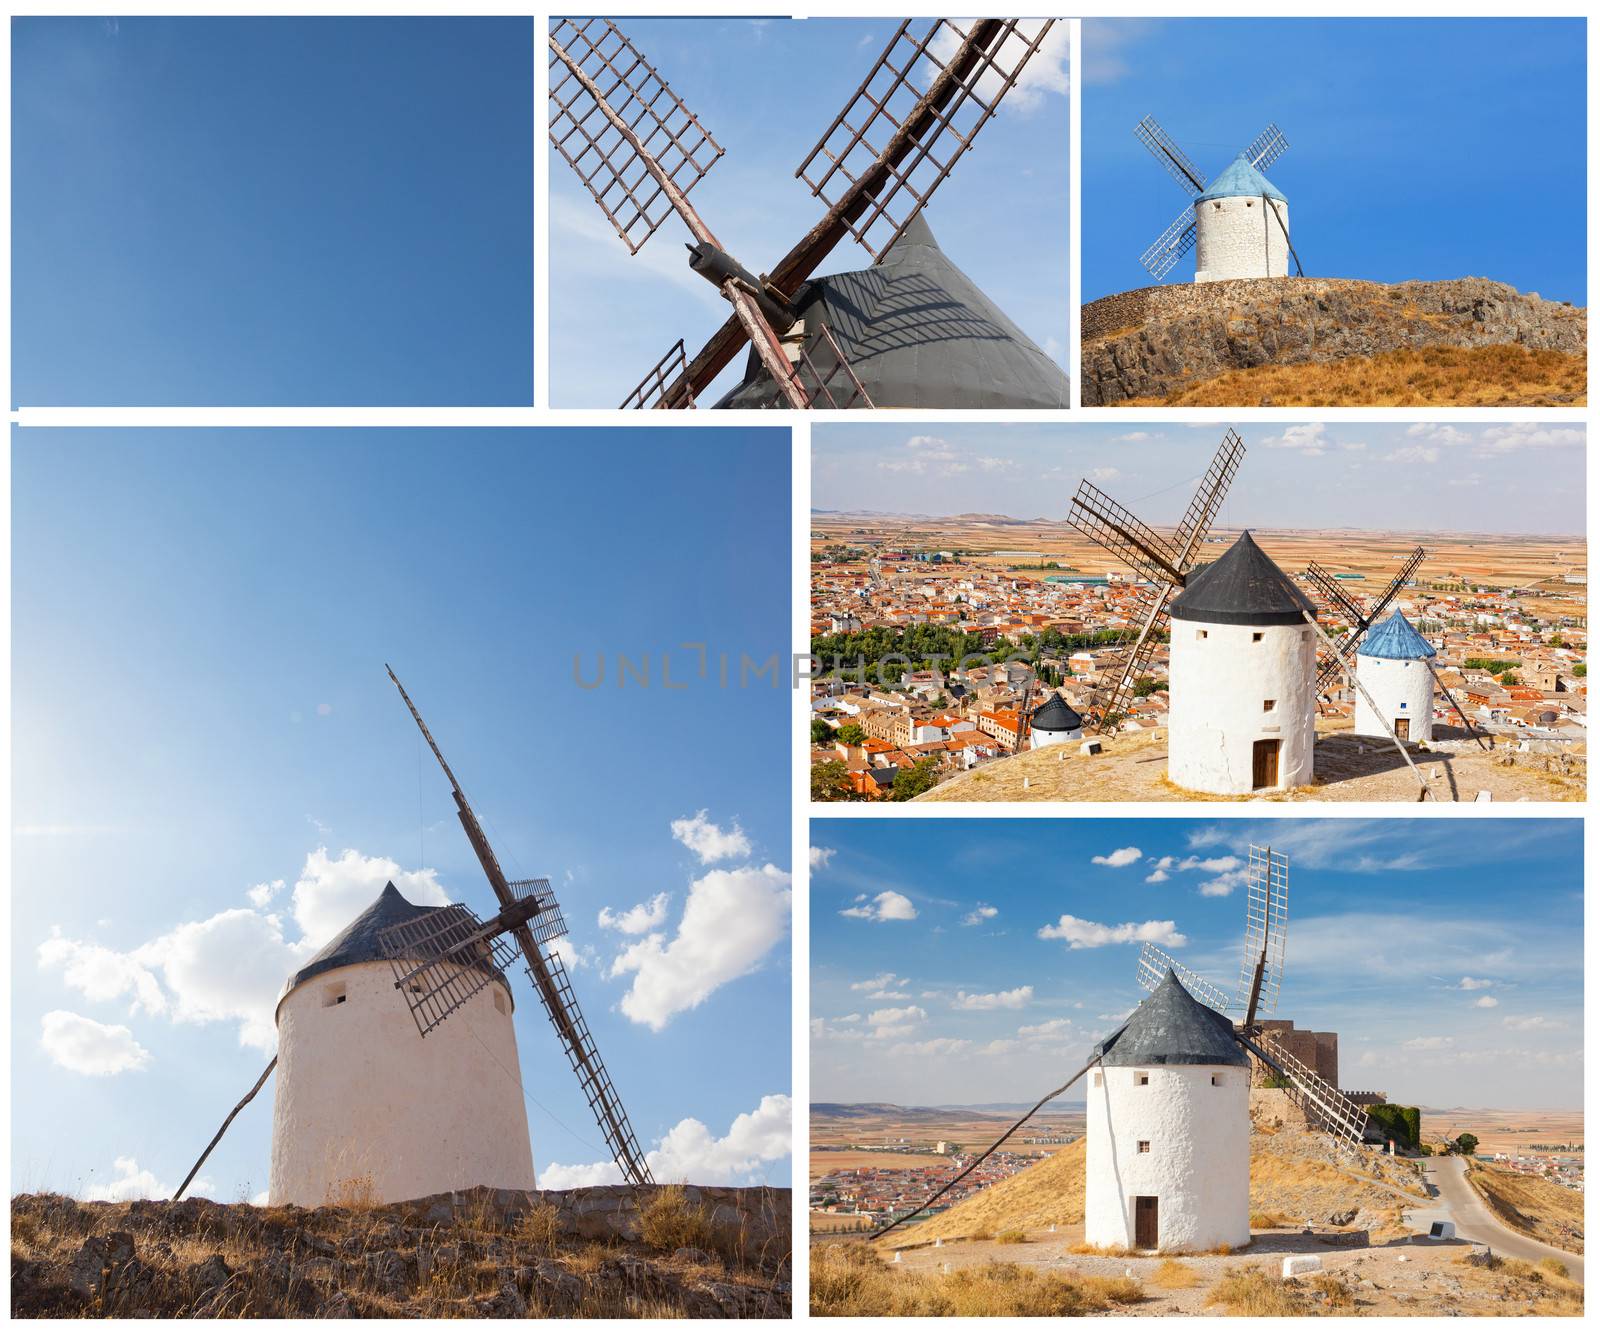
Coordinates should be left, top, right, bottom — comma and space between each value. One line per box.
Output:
1252, 632, 1263, 642
323, 983, 347, 1008
493, 989, 507, 1015
1263, 699, 1276, 713
1212, 1074, 1223, 1087
1137, 1140, 1151, 1154
1196, 629, 1207, 640
1137, 1073, 1150, 1086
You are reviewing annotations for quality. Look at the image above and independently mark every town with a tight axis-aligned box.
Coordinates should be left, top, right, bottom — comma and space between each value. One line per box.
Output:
809, 516, 1587, 800
810, 1146, 1059, 1233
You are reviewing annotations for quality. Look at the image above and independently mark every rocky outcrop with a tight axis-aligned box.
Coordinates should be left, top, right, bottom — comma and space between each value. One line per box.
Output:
1081, 277, 1587, 405
10, 1184, 791, 1319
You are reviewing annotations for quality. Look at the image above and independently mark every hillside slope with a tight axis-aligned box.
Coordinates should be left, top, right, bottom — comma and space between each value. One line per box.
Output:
1081, 276, 1586, 406
10, 1184, 790, 1319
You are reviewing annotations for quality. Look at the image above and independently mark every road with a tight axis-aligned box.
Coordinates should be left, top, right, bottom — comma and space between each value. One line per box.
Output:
1410, 1157, 1583, 1283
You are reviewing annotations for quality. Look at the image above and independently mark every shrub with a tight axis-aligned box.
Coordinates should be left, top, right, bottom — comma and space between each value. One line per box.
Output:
1206, 1265, 1305, 1316
1366, 1103, 1421, 1149
639, 1184, 716, 1254
1152, 1258, 1200, 1289
995, 1230, 1027, 1245
519, 1201, 560, 1251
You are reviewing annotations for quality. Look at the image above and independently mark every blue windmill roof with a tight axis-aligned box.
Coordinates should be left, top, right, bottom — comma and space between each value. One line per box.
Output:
1197, 154, 1286, 203
1358, 610, 1436, 660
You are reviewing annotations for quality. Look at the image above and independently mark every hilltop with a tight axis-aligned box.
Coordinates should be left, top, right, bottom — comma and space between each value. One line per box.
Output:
913, 718, 1584, 804
10, 1183, 790, 1319
1081, 276, 1586, 406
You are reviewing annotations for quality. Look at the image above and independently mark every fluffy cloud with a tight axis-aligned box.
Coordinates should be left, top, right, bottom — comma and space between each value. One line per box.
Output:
1018, 1017, 1076, 1040
40, 1011, 150, 1076
597, 893, 670, 935
670, 811, 752, 865
1264, 422, 1328, 457
809, 846, 835, 870
246, 879, 284, 908
851, 972, 906, 993
1038, 915, 1186, 950
930, 19, 1068, 113
290, 848, 448, 950
868, 1005, 927, 1038
953, 986, 1033, 1011
1502, 1014, 1563, 1031
1091, 846, 1141, 868
543, 1093, 790, 1190
1473, 995, 1500, 1009
840, 890, 917, 922
961, 903, 999, 926
1457, 977, 1494, 991
83, 1156, 196, 1203
609, 864, 790, 1031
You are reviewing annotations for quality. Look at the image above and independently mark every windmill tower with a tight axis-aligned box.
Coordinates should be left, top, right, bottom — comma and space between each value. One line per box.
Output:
1353, 611, 1438, 744
1027, 693, 1084, 747
1167, 532, 1318, 795
268, 885, 537, 1206
262, 670, 653, 1207
549, 19, 1069, 409
1302, 548, 1426, 709
1134, 117, 1295, 284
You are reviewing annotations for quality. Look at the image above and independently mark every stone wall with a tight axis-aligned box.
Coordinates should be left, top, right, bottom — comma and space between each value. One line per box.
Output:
1080, 276, 1587, 405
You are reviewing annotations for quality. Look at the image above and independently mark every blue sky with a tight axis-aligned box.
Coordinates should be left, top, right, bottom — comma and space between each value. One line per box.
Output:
548, 18, 1068, 407
13, 428, 791, 1201
13, 18, 533, 406
811, 819, 1583, 1111
1082, 19, 1587, 304
813, 421, 1586, 536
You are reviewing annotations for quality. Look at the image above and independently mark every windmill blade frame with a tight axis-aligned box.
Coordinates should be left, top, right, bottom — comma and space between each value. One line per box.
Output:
621, 339, 695, 410
1139, 206, 1198, 280
1241, 1029, 1368, 1145
1243, 122, 1289, 172
1086, 580, 1176, 732
378, 903, 525, 1039
1169, 427, 1246, 565
1236, 845, 1288, 1023
1133, 115, 1206, 195
1135, 941, 1234, 1014
1066, 480, 1184, 586
1304, 561, 1366, 626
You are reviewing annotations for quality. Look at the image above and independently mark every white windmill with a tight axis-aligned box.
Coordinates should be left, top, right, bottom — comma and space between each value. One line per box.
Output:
868, 847, 1372, 1254
1352, 612, 1438, 745
1133, 117, 1298, 284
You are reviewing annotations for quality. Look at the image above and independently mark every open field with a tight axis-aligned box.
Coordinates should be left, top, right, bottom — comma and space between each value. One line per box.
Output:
1118, 346, 1587, 408
1425, 1109, 1585, 1160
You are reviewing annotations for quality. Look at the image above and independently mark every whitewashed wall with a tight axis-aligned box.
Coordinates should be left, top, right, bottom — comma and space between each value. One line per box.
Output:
1354, 653, 1435, 744
1195, 197, 1289, 282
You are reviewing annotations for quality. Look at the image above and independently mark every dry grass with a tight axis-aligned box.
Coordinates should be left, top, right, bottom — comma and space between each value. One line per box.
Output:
1123, 345, 1587, 408
1066, 1241, 1132, 1257
1454, 1251, 1584, 1315
1151, 1257, 1201, 1289
1208, 1265, 1353, 1316
994, 1230, 1028, 1245
892, 1137, 1085, 1242
810, 1242, 1143, 1317
1249, 1211, 1290, 1229
638, 1184, 716, 1254
10, 1186, 790, 1319
1464, 1161, 1585, 1256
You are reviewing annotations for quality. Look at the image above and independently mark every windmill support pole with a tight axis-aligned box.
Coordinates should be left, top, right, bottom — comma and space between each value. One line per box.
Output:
1300, 611, 1438, 802
1265, 197, 1302, 277
174, 1056, 277, 1202
869, 1057, 1100, 1245
1428, 662, 1490, 751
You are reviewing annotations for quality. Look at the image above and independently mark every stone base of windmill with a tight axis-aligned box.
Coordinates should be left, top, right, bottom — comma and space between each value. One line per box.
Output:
1080, 276, 1586, 407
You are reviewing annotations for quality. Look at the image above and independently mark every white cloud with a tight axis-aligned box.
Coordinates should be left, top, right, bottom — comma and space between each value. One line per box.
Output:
1181, 855, 1240, 874
1091, 846, 1141, 868
37, 932, 166, 1016
1457, 976, 1495, 991
1383, 444, 1439, 465
597, 893, 670, 936
1089, 466, 1122, 481
1144, 870, 1170, 884
670, 811, 753, 865
1038, 915, 1186, 949
961, 904, 999, 926
40, 1011, 150, 1076
246, 879, 284, 909
1405, 423, 1469, 445
809, 845, 835, 870
609, 864, 790, 1031
1502, 1014, 1563, 1031
1402, 1035, 1454, 1051
839, 890, 917, 922
891, 1037, 972, 1057
1473, 995, 1500, 1009
851, 972, 907, 993
1018, 1017, 1075, 1040
1264, 422, 1328, 457
1473, 423, 1584, 454
953, 986, 1033, 1011
290, 847, 448, 951
84, 1156, 183, 1203
868, 1005, 927, 1038
929, 19, 1068, 113
542, 1093, 790, 1190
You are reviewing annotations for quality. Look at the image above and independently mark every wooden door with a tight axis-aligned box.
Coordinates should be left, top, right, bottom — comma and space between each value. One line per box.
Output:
1251, 738, 1279, 789
1134, 1195, 1158, 1249
1395, 717, 1410, 741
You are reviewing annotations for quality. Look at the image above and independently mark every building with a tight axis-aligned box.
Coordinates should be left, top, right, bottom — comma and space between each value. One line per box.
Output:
1354, 610, 1437, 744
1085, 970, 1251, 1253
1028, 693, 1085, 747
1166, 532, 1318, 795
1193, 155, 1290, 283
269, 883, 537, 1206
1252, 1019, 1339, 1088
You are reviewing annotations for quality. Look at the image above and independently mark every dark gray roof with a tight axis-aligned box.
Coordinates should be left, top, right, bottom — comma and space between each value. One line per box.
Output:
1169, 531, 1317, 627
1093, 969, 1249, 1067
714, 214, 1071, 410
1029, 693, 1083, 732
281, 882, 508, 1008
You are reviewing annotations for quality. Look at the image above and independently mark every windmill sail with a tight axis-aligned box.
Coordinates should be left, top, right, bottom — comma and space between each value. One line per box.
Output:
1133, 115, 1206, 195
1135, 941, 1234, 1013
1236, 845, 1288, 1024
1308, 546, 1427, 693
1242, 1030, 1369, 1145
386, 668, 654, 1187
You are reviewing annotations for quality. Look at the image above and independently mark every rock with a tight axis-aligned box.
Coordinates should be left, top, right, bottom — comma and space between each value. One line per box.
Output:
317, 1292, 355, 1318
1283, 1256, 1323, 1277
1328, 1208, 1358, 1226
363, 1248, 409, 1297
530, 1258, 584, 1307
188, 1253, 232, 1291
478, 1282, 527, 1317
293, 1256, 341, 1285
673, 1246, 718, 1267
66, 1231, 136, 1298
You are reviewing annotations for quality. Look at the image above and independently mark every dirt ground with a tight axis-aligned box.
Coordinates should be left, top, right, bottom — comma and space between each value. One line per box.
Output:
917, 719, 1584, 804
882, 1224, 1579, 1316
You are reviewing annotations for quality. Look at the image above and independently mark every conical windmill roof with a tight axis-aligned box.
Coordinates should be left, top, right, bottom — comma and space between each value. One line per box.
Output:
1169, 531, 1317, 627
714, 213, 1071, 410
1197, 154, 1287, 204
1093, 969, 1249, 1068
282, 882, 503, 1004
1357, 610, 1436, 660
1029, 693, 1083, 732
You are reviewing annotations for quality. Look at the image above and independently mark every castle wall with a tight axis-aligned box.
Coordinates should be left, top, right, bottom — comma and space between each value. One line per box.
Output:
270, 961, 536, 1207
1085, 1064, 1250, 1253
1354, 654, 1435, 744
1313, 1031, 1339, 1087
1168, 618, 1316, 795
1194, 196, 1289, 283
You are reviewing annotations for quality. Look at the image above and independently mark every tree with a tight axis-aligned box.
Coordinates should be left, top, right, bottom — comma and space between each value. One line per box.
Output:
837, 723, 866, 746
1498, 670, 1521, 686
1575, 663, 1587, 678
891, 759, 940, 801
1450, 1132, 1480, 1157
1132, 677, 1167, 699
810, 719, 835, 745
811, 759, 853, 802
